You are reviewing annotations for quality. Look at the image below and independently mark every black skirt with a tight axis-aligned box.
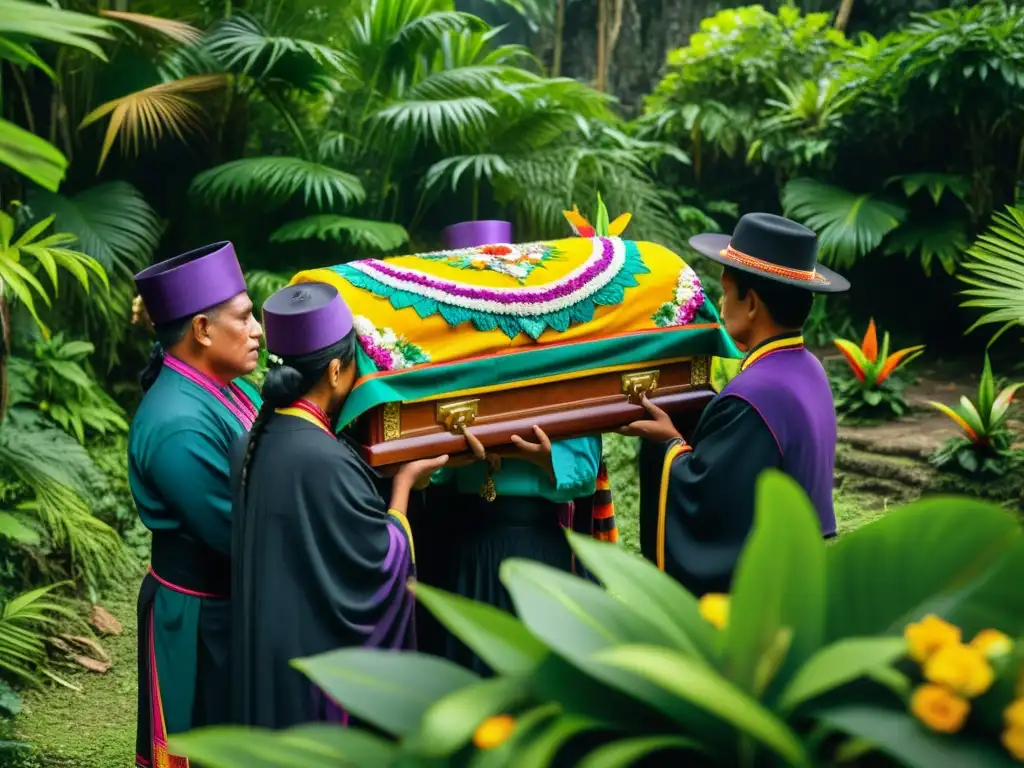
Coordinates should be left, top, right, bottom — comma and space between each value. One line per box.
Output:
411, 485, 572, 675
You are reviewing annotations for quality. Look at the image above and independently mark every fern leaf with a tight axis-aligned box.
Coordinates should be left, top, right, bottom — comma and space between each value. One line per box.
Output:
190, 157, 366, 210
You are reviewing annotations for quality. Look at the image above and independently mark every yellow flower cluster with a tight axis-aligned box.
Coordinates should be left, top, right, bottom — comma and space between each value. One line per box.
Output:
473, 714, 516, 750
904, 615, 1021, 761
698, 593, 729, 630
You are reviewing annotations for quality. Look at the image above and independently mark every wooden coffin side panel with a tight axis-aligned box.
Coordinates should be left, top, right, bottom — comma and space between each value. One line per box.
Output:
351, 357, 714, 466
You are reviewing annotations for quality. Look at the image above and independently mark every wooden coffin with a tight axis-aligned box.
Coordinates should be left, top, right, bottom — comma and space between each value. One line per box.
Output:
292, 233, 739, 466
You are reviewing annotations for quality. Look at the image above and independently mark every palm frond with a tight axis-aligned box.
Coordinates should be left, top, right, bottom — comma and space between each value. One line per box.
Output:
206, 14, 353, 87
26, 182, 163, 276
781, 178, 908, 269
0, 411, 128, 591
424, 154, 512, 193
190, 157, 366, 209
0, 118, 67, 192
372, 97, 497, 146
0, 0, 115, 60
79, 75, 228, 171
270, 216, 409, 253
0, 582, 79, 687
958, 206, 1024, 339
98, 10, 203, 46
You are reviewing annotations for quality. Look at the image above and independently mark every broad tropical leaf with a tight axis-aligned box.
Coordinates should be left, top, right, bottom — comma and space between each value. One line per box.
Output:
883, 218, 968, 276
887, 173, 970, 205
80, 75, 228, 171
782, 178, 908, 268
98, 10, 203, 45
190, 158, 366, 209
270, 216, 408, 253
27, 182, 162, 275
0, 0, 114, 59
292, 647, 478, 738
959, 206, 1024, 342
372, 97, 497, 146
576, 736, 704, 768
172, 723, 397, 768
0, 117, 69, 192
424, 154, 512, 193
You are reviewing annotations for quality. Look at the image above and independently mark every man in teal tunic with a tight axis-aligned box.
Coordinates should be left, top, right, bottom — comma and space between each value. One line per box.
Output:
129, 241, 263, 768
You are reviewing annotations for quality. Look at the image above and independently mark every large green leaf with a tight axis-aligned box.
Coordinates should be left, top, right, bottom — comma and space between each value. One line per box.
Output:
270, 215, 409, 253
412, 583, 547, 675
565, 531, 716, 663
172, 724, 396, 767
824, 497, 1021, 642
776, 637, 907, 714
0, 511, 39, 545
724, 471, 826, 700
27, 182, 162, 275
596, 644, 810, 768
513, 713, 604, 767
883, 218, 968, 276
405, 675, 527, 758
0, 119, 67, 193
499, 559, 680, 655
576, 736, 705, 768
0, 0, 114, 59
781, 178, 907, 269
292, 648, 478, 737
814, 706, 1018, 768
946, 536, 1024, 638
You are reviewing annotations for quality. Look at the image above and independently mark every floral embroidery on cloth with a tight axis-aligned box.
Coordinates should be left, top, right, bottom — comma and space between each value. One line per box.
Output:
332, 237, 650, 340
416, 242, 558, 283
652, 265, 706, 327
354, 316, 431, 371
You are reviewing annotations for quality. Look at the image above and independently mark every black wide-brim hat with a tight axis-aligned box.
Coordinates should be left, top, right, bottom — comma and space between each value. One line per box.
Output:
689, 212, 850, 294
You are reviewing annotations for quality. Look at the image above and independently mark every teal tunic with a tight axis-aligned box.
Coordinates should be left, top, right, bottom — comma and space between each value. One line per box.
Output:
414, 436, 601, 674
129, 365, 260, 763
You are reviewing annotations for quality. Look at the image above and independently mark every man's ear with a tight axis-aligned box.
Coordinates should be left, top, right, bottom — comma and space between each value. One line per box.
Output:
192, 314, 214, 348
329, 358, 342, 387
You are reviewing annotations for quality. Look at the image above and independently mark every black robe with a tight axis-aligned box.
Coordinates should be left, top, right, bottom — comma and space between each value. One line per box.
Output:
638, 395, 782, 597
230, 413, 415, 729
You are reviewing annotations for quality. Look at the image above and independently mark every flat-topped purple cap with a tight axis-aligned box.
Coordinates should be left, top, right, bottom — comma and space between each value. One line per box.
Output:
134, 241, 246, 325
263, 282, 354, 358
442, 220, 513, 249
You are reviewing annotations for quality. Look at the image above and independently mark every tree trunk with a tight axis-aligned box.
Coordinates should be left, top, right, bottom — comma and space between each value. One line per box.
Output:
595, 0, 607, 92
607, 0, 625, 68
553, 0, 565, 76
835, 0, 855, 31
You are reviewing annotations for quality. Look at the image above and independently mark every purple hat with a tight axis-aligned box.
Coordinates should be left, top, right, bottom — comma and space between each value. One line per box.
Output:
134, 242, 247, 325
263, 283, 353, 358
442, 220, 512, 249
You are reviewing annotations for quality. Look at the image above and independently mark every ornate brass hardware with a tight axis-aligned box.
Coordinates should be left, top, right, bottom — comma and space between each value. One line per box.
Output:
621, 370, 659, 403
436, 399, 480, 434
382, 402, 401, 441
690, 356, 711, 387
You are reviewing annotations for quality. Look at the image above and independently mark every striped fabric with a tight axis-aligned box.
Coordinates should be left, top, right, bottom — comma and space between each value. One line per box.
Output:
591, 462, 618, 543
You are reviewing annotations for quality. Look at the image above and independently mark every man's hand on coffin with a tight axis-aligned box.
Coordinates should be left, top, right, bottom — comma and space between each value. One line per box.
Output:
448, 429, 502, 472
507, 426, 555, 479
394, 454, 450, 492
620, 396, 685, 443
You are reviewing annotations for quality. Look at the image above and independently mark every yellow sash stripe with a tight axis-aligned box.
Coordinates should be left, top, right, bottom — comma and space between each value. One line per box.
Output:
656, 442, 691, 571
741, 335, 804, 371
388, 509, 416, 565
275, 406, 331, 433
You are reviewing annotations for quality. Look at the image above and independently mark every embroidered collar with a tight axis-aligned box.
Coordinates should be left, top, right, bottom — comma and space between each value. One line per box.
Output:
276, 398, 333, 434
740, 333, 805, 371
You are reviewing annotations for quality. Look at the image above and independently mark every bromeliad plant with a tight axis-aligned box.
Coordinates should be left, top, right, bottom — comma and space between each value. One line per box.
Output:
928, 355, 1021, 476
833, 319, 925, 419
173, 471, 1024, 768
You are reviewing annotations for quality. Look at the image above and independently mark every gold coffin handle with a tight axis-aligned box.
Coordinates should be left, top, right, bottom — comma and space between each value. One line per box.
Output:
436, 399, 480, 434
622, 370, 659, 403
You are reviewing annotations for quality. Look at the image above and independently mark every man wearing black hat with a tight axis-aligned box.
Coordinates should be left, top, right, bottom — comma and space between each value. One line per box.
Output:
622, 213, 849, 597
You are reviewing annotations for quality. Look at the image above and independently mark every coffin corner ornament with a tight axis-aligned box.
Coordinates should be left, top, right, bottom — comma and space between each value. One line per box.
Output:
290, 199, 742, 465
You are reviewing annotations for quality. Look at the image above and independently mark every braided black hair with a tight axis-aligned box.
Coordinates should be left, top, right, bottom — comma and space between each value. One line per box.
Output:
239, 330, 357, 504
139, 303, 225, 392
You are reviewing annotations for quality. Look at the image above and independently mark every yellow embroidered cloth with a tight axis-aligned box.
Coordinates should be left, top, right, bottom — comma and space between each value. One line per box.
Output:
290, 235, 717, 369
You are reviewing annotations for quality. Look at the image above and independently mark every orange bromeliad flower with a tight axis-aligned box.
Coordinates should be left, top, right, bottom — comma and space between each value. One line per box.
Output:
928, 354, 1022, 446
563, 193, 631, 238
833, 319, 924, 387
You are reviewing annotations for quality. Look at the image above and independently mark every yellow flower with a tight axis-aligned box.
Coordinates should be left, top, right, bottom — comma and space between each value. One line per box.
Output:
1005, 699, 1024, 730
923, 643, 994, 698
910, 684, 970, 733
1002, 727, 1024, 762
970, 629, 1013, 659
905, 614, 962, 663
473, 714, 516, 750
698, 593, 729, 630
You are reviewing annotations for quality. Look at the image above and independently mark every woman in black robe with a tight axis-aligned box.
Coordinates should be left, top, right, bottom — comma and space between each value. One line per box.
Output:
230, 282, 446, 729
